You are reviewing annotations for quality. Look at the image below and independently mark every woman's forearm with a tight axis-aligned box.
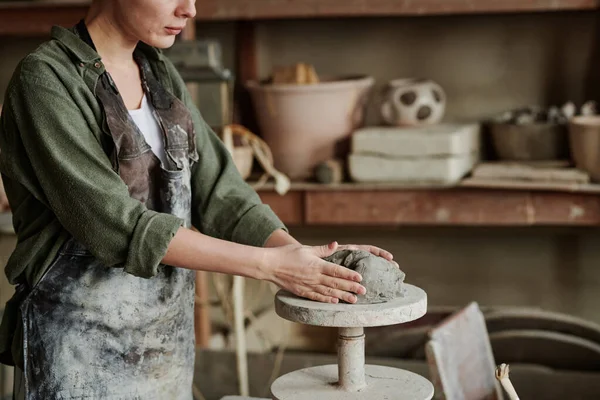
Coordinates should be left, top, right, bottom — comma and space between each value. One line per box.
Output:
264, 228, 301, 247
162, 227, 271, 279
162, 226, 370, 304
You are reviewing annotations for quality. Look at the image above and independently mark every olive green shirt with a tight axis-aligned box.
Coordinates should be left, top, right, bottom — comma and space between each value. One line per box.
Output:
0, 25, 285, 365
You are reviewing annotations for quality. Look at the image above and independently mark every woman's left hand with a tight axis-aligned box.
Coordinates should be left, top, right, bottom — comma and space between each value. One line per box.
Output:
263, 230, 399, 268
336, 244, 399, 267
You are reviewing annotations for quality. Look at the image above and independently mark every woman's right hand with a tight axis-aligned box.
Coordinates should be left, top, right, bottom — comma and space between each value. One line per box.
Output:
259, 241, 366, 304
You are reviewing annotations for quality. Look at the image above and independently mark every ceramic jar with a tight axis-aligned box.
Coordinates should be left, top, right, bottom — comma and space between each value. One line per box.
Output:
246, 75, 374, 180
380, 78, 446, 126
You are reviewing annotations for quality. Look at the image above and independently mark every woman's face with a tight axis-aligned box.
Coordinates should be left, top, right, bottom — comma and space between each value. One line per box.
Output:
114, 0, 196, 48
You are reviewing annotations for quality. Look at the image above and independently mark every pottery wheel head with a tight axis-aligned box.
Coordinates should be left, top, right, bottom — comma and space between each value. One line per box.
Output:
274, 284, 427, 327
323, 250, 405, 304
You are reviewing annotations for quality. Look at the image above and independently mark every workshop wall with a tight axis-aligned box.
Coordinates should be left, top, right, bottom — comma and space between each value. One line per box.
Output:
1, 12, 599, 324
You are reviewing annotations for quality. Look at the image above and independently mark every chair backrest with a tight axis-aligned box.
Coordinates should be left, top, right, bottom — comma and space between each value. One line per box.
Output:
425, 302, 503, 400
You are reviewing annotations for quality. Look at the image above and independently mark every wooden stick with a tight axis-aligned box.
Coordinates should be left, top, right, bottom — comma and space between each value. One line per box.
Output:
181, 18, 200, 105
233, 21, 258, 130
182, 19, 212, 349
495, 363, 520, 400
233, 276, 250, 396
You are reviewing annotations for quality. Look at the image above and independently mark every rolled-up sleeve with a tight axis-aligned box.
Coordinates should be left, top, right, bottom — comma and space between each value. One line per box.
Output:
5, 59, 183, 278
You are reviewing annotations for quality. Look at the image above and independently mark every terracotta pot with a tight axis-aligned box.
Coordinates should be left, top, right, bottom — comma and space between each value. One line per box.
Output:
569, 116, 600, 182
489, 122, 568, 161
380, 78, 446, 126
246, 75, 374, 180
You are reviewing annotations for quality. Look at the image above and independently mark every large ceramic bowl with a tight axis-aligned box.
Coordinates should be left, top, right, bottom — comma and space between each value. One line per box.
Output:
246, 75, 375, 180
489, 122, 568, 161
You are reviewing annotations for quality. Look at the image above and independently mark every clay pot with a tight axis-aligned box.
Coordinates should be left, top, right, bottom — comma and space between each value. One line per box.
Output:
569, 116, 600, 182
380, 78, 446, 126
246, 75, 374, 180
489, 122, 568, 161
232, 146, 253, 180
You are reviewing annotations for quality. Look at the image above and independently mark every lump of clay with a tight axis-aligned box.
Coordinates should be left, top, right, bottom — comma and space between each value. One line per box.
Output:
323, 250, 405, 304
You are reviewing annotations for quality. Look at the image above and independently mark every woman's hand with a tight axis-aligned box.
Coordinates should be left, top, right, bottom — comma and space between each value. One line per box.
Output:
264, 230, 398, 267
336, 244, 399, 267
163, 227, 398, 304
260, 241, 367, 304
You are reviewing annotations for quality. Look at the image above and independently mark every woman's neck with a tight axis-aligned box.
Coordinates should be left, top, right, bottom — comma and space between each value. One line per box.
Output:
84, 3, 137, 66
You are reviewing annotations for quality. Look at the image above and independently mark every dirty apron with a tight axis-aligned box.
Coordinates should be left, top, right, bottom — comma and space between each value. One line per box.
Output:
16, 25, 198, 400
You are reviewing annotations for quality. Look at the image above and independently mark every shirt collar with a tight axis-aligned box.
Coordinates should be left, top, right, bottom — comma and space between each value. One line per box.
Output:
50, 24, 163, 65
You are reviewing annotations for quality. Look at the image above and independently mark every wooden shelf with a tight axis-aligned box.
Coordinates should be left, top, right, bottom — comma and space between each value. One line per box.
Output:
196, 0, 600, 20
257, 185, 600, 226
0, 1, 88, 36
1, 0, 599, 36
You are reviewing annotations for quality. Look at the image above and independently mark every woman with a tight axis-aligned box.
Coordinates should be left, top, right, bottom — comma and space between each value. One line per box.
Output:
0, 0, 396, 398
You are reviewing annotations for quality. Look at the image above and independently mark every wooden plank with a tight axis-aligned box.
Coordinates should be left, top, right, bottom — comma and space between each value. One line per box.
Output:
471, 163, 590, 183
235, 21, 258, 83
0, 0, 598, 36
425, 302, 503, 400
233, 21, 259, 131
0, 2, 88, 36
195, 0, 599, 20
253, 181, 457, 191
252, 180, 600, 194
258, 190, 304, 225
461, 178, 600, 194
303, 189, 600, 226
530, 191, 600, 224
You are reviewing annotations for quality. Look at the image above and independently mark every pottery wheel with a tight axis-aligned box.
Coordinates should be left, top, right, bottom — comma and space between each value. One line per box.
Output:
270, 284, 433, 400
270, 365, 434, 400
274, 284, 427, 327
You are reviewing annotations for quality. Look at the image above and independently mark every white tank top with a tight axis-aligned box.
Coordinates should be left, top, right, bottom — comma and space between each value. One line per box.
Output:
128, 94, 168, 166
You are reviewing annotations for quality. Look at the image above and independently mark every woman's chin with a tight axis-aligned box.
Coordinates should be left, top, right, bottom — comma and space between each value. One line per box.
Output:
145, 35, 177, 49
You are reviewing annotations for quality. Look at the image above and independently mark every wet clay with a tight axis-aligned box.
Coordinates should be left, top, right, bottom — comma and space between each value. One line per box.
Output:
323, 250, 405, 304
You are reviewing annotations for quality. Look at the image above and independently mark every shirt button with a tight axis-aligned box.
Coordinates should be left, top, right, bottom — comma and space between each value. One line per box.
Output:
79, 62, 84, 67
94, 62, 102, 68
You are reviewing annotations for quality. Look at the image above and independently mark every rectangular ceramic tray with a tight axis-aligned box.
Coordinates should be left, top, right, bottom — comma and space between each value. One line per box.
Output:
348, 153, 477, 184
351, 123, 481, 158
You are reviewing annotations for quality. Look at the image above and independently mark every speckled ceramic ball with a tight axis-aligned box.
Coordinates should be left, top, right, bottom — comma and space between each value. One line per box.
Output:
380, 78, 446, 126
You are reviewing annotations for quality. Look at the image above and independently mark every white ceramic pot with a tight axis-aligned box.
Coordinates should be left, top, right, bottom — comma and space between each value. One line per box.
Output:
246, 75, 374, 180
380, 78, 446, 126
